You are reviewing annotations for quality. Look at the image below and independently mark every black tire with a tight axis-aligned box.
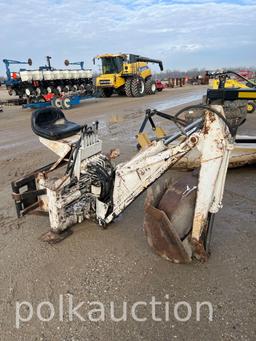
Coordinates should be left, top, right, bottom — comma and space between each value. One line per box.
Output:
8, 89, 16, 96
131, 77, 145, 97
63, 85, 70, 93
41, 88, 47, 95
145, 78, 156, 95
247, 101, 256, 114
116, 86, 126, 96
35, 87, 41, 96
157, 88, 163, 92
100, 88, 113, 97
125, 78, 133, 97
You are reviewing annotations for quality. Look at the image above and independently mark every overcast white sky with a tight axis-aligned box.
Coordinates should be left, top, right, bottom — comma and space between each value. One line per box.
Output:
0, 0, 255, 75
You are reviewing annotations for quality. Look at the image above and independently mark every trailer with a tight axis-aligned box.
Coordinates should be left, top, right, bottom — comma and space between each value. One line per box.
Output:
3, 57, 94, 100
22, 94, 97, 110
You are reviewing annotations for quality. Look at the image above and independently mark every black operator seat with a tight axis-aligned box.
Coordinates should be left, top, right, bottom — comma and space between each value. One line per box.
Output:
31, 107, 81, 140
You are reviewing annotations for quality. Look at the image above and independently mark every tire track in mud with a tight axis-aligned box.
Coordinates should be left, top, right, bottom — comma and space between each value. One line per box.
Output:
0, 212, 24, 238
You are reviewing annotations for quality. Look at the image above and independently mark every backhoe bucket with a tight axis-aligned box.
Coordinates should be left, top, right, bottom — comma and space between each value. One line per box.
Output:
144, 172, 198, 264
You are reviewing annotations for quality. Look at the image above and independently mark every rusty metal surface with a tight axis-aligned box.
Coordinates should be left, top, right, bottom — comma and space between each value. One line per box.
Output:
144, 172, 198, 264
173, 144, 256, 169
191, 238, 209, 262
158, 172, 198, 239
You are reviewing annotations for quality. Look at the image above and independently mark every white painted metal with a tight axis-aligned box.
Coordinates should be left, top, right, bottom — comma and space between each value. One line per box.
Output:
84, 69, 93, 78
62, 70, 71, 79
20, 71, 33, 82
72, 70, 79, 79
43, 70, 53, 80
52, 70, 61, 80
32, 70, 43, 81
172, 134, 256, 169
78, 70, 85, 78
191, 106, 230, 241
18, 68, 92, 87
39, 135, 79, 157
103, 135, 200, 224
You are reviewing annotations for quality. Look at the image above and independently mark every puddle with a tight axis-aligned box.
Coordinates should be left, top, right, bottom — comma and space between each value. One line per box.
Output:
148, 89, 206, 111
97, 89, 207, 147
0, 140, 29, 151
0, 89, 206, 156
98, 89, 207, 146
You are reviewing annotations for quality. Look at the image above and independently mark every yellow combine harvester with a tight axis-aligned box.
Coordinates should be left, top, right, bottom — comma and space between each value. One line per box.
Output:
93, 53, 163, 97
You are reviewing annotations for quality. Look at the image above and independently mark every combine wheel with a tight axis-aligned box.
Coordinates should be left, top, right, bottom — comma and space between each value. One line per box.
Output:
125, 78, 133, 97
116, 86, 126, 96
145, 78, 156, 95
100, 88, 113, 97
131, 77, 145, 97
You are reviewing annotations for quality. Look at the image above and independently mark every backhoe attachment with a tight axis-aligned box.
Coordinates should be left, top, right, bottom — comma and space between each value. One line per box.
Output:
143, 89, 253, 263
11, 87, 253, 263
143, 106, 233, 263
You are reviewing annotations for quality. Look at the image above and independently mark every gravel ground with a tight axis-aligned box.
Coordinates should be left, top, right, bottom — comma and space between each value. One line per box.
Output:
0, 86, 255, 341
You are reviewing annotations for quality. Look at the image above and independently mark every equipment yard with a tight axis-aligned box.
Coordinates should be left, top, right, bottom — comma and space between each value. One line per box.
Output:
0, 85, 255, 340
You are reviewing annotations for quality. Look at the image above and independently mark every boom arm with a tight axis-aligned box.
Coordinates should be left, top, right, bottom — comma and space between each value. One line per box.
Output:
92, 54, 163, 71
3, 58, 32, 81
99, 107, 229, 228
64, 59, 84, 70
133, 56, 164, 71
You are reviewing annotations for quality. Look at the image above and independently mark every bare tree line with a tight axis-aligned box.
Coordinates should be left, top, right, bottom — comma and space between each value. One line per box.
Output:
153, 67, 256, 80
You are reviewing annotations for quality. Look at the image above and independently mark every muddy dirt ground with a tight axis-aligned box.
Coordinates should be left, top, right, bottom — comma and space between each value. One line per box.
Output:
0, 86, 255, 341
